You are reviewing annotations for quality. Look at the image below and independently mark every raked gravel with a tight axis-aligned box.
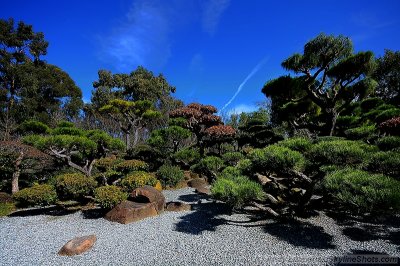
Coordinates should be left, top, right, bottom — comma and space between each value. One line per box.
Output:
0, 187, 399, 266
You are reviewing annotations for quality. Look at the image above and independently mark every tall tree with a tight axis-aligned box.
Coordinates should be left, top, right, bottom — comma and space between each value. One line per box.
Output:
0, 18, 83, 138
0, 18, 48, 139
374, 49, 400, 106
262, 33, 376, 136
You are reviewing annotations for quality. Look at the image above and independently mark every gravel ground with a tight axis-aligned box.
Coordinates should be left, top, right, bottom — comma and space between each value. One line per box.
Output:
0, 187, 399, 266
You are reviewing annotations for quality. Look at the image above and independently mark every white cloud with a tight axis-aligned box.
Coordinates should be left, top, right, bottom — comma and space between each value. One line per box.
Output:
100, 0, 172, 71
201, 0, 230, 35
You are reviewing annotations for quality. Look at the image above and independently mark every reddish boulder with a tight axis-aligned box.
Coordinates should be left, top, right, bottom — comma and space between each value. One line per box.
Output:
131, 186, 165, 213
166, 201, 191, 212
105, 200, 158, 224
58, 235, 96, 256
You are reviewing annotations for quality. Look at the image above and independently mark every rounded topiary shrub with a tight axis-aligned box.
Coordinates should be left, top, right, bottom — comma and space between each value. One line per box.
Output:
173, 148, 201, 166
322, 168, 400, 213
120, 171, 158, 192
365, 151, 400, 179
308, 140, 376, 167
376, 136, 400, 151
211, 175, 264, 208
13, 184, 57, 207
94, 185, 128, 209
236, 159, 253, 175
344, 125, 377, 141
276, 137, 313, 153
249, 145, 305, 175
191, 156, 225, 176
55, 173, 97, 200
156, 165, 185, 188
221, 152, 245, 166
116, 159, 149, 173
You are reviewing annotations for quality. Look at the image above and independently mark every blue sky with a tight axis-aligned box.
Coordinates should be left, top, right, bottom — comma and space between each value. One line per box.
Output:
2, 0, 400, 115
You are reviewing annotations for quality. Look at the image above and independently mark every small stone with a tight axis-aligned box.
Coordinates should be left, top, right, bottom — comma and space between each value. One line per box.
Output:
187, 178, 208, 189
166, 201, 191, 212
58, 235, 96, 256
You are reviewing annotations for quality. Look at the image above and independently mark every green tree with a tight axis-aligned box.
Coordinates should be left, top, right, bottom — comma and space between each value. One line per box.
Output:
0, 141, 53, 194
23, 122, 125, 176
374, 49, 400, 106
99, 99, 161, 149
148, 125, 191, 154
0, 18, 83, 138
262, 33, 377, 136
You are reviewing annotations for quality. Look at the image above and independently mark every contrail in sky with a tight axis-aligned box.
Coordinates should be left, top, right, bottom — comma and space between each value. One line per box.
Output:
219, 57, 269, 113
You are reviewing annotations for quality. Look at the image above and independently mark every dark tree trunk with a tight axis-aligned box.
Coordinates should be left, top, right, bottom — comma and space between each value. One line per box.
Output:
326, 108, 338, 136
12, 151, 24, 194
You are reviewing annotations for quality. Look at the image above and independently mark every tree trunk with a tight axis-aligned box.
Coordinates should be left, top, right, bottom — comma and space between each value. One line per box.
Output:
326, 108, 338, 136
125, 131, 130, 150
12, 151, 24, 194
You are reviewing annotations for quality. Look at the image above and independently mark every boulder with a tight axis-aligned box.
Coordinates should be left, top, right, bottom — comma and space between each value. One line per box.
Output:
184, 171, 200, 180
58, 235, 96, 256
195, 186, 211, 195
166, 201, 191, 212
131, 186, 165, 213
105, 200, 158, 224
187, 178, 208, 189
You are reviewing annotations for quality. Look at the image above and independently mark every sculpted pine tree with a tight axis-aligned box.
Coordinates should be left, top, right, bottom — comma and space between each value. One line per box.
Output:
23, 122, 125, 176
0, 141, 53, 194
263, 33, 376, 135
99, 99, 161, 149
169, 103, 232, 155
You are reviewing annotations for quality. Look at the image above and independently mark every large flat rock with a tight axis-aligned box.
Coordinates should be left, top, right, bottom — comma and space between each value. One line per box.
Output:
105, 200, 158, 224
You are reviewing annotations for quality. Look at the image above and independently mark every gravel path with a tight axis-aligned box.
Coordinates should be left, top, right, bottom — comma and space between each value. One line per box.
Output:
0, 188, 399, 266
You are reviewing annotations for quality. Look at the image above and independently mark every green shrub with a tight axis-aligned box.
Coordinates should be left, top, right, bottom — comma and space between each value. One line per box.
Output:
116, 160, 149, 173
120, 171, 158, 192
336, 116, 360, 129
344, 125, 377, 141
249, 145, 305, 175
55, 173, 97, 200
322, 168, 400, 213
375, 108, 400, 123
0, 203, 16, 216
360, 97, 385, 111
276, 137, 313, 153
218, 166, 242, 180
365, 151, 400, 178
221, 152, 245, 166
308, 140, 376, 167
13, 184, 57, 207
376, 136, 400, 151
94, 185, 128, 209
17, 120, 51, 135
211, 175, 264, 208
173, 148, 201, 165
315, 136, 346, 142
156, 164, 185, 187
95, 156, 123, 171
236, 159, 253, 175
191, 156, 225, 175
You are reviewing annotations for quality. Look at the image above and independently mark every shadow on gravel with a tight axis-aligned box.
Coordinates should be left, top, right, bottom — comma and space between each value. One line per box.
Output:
174, 202, 230, 235
325, 211, 400, 247
82, 208, 108, 219
8, 205, 77, 217
177, 193, 209, 203
327, 249, 399, 266
263, 219, 336, 249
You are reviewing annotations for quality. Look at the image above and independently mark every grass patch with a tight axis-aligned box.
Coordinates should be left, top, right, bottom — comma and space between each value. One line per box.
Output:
0, 202, 16, 216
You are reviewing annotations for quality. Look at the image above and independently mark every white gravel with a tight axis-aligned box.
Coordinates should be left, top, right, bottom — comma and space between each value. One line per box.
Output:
0, 187, 399, 266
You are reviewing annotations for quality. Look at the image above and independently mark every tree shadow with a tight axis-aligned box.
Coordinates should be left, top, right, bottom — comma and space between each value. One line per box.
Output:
8, 205, 77, 217
325, 211, 400, 247
263, 219, 336, 249
328, 249, 399, 266
174, 202, 230, 235
177, 193, 209, 203
81, 207, 108, 219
